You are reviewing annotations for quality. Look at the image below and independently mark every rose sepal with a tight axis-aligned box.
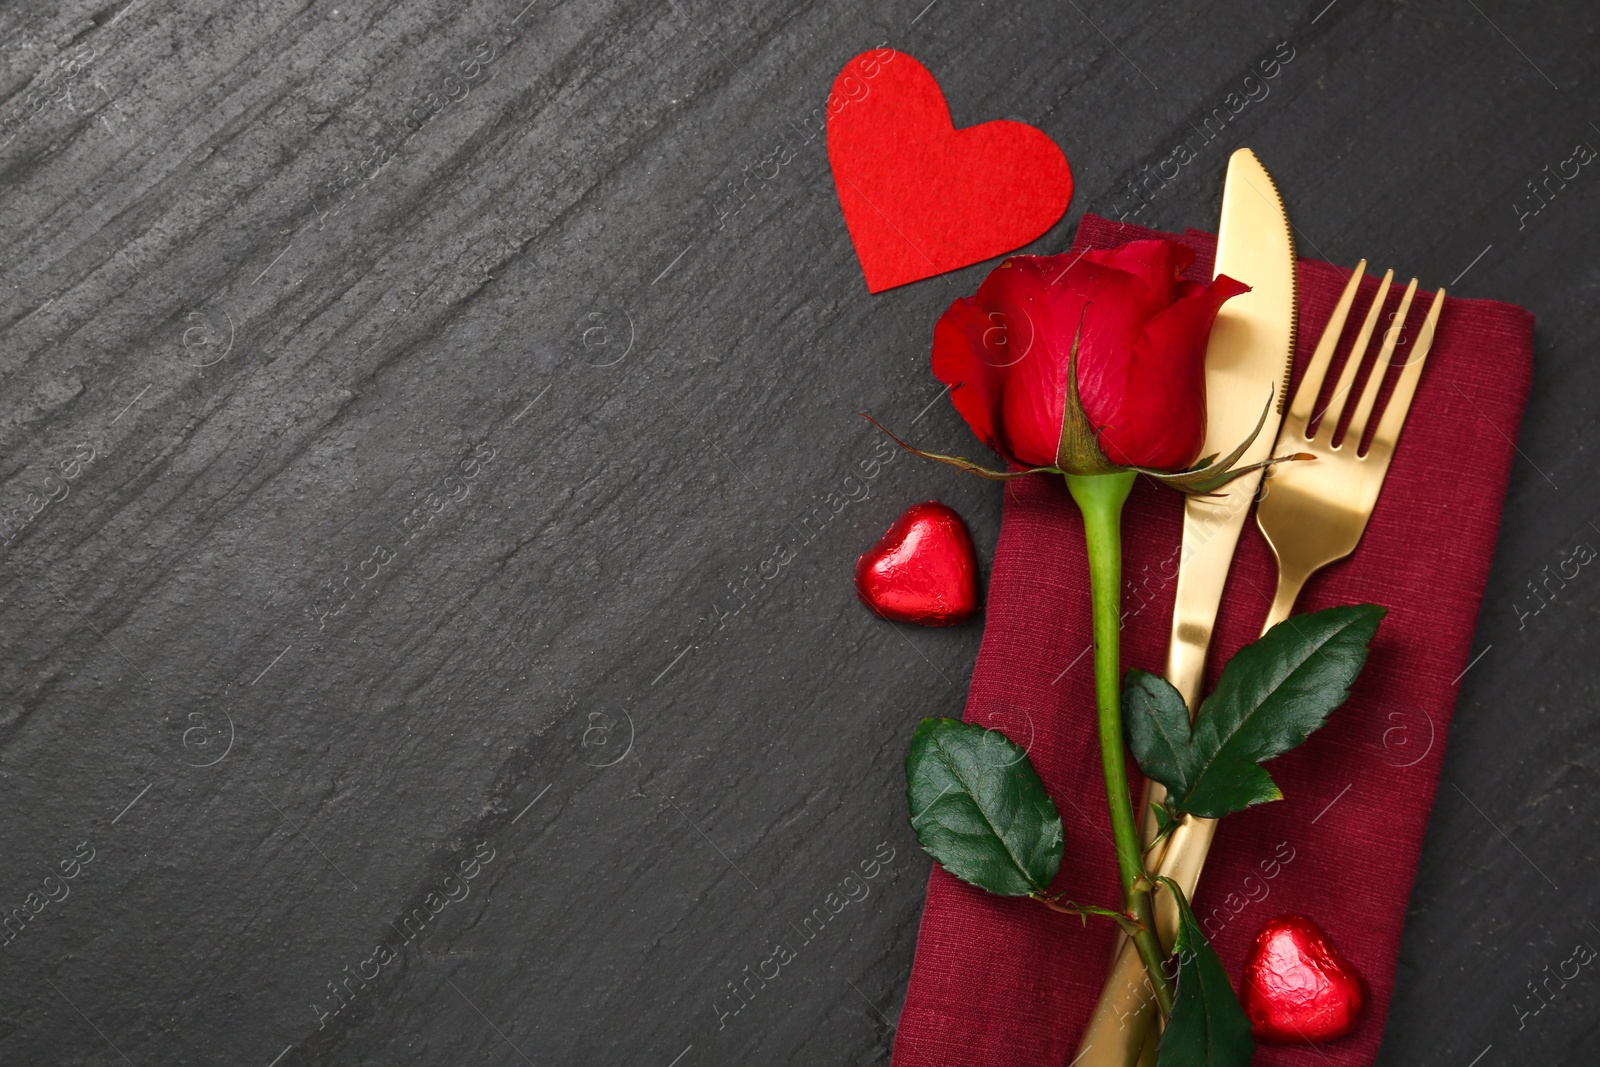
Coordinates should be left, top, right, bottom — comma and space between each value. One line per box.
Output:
872, 297, 1313, 493
865, 392, 1309, 489
1058, 324, 1311, 493
859, 415, 1064, 481
1124, 389, 1314, 494
1052, 318, 1127, 478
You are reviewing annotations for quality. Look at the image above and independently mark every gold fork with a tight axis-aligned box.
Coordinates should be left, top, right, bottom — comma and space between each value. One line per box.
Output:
1104, 262, 1446, 1066
1253, 261, 1445, 622
1149, 258, 1444, 966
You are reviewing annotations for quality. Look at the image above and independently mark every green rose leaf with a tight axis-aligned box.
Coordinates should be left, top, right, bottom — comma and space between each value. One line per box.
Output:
1158, 878, 1255, 1067
1126, 604, 1386, 819
905, 718, 1063, 896
1124, 668, 1196, 791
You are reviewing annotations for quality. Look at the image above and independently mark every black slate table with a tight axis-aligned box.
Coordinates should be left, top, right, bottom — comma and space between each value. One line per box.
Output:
1, 1, 1595, 1063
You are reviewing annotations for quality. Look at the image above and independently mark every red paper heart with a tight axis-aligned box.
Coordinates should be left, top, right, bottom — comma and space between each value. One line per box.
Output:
1242, 915, 1366, 1044
856, 501, 978, 626
826, 50, 1073, 293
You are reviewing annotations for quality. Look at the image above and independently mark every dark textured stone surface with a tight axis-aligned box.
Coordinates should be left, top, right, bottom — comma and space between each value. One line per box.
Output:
0, 0, 1594, 1063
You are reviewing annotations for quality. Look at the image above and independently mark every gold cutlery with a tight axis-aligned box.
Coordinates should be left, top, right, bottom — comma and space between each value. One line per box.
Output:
1096, 263, 1445, 1066
1253, 265, 1444, 620
1073, 146, 1298, 1067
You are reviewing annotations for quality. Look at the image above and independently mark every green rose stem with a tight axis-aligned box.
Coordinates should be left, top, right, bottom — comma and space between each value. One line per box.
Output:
1065, 469, 1175, 1019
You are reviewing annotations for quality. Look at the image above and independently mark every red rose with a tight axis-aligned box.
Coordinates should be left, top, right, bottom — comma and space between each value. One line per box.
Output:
931, 240, 1248, 472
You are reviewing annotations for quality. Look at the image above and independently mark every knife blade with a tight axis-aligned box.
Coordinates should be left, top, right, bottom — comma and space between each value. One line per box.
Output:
1072, 147, 1298, 1067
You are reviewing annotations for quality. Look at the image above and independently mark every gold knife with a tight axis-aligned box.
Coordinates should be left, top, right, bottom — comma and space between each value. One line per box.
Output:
1072, 147, 1298, 1067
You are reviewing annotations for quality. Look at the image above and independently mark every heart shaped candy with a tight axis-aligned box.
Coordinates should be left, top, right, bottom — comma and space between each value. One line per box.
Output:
1242, 914, 1365, 1043
855, 502, 978, 626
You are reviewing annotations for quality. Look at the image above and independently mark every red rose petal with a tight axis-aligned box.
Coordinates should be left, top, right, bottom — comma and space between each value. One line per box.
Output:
928, 241, 1248, 474
1081, 239, 1196, 308
1098, 272, 1250, 469
932, 295, 1010, 461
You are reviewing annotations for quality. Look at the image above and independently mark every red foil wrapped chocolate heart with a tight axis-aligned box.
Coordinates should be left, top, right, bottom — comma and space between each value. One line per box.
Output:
1242, 914, 1365, 1043
855, 501, 978, 625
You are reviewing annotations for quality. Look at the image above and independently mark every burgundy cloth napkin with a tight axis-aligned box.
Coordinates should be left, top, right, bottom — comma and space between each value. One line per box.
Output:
892, 214, 1535, 1067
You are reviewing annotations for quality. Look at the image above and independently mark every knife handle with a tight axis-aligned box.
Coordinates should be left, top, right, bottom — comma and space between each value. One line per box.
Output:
1074, 577, 1301, 1066
1071, 814, 1219, 1066
1103, 553, 1224, 964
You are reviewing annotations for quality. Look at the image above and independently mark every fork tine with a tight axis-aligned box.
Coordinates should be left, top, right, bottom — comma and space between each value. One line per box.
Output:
1368, 286, 1444, 463
1314, 269, 1393, 441
1343, 276, 1418, 449
1286, 260, 1367, 435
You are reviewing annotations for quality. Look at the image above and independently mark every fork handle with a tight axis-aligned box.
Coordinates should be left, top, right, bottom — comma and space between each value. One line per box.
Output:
1262, 564, 1310, 632
1073, 564, 1313, 1067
